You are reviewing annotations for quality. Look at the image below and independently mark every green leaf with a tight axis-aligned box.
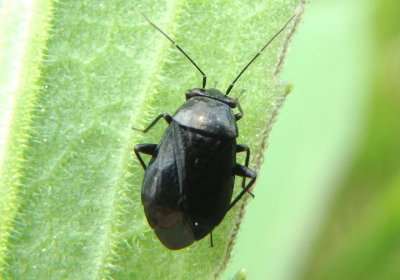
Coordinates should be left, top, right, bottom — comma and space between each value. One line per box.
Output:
0, 0, 304, 279
231, 268, 247, 280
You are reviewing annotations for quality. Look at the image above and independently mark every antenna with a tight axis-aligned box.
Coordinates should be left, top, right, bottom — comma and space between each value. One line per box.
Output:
138, 9, 207, 89
225, 13, 297, 95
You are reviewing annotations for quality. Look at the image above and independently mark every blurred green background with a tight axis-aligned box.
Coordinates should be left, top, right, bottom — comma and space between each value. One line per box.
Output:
224, 0, 400, 279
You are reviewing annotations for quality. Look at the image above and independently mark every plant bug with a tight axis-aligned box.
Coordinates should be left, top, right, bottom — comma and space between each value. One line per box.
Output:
134, 10, 296, 250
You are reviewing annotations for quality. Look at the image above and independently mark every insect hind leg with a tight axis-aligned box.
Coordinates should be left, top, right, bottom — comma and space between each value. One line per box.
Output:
229, 164, 257, 211
236, 144, 255, 197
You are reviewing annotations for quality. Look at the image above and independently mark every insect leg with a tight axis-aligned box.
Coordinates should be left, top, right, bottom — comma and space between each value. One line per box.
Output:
235, 90, 246, 121
132, 113, 172, 133
134, 144, 157, 170
229, 164, 257, 210
236, 145, 249, 186
235, 99, 243, 120
236, 145, 255, 197
209, 231, 214, 248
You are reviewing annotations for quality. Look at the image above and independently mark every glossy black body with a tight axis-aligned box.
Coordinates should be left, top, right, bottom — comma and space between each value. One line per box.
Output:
135, 88, 256, 249
133, 8, 298, 250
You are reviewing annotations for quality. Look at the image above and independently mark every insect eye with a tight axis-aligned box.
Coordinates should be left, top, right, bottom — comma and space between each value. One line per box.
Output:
185, 90, 194, 100
185, 88, 203, 100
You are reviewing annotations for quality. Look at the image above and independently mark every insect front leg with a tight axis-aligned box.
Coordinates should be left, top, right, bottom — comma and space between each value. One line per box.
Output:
235, 89, 246, 121
132, 113, 172, 133
229, 164, 257, 211
134, 144, 157, 170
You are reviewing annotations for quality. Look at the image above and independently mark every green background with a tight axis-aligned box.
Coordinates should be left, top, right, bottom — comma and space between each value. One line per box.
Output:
224, 0, 400, 279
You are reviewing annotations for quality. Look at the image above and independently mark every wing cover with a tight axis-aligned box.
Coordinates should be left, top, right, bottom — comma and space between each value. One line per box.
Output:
141, 121, 236, 240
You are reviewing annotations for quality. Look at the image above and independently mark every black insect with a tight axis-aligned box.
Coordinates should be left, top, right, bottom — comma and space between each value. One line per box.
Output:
134, 10, 296, 250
